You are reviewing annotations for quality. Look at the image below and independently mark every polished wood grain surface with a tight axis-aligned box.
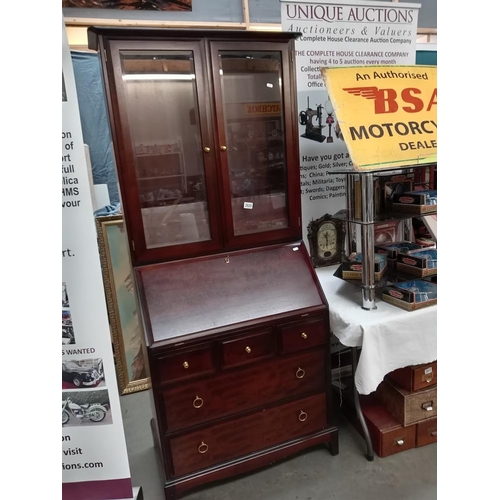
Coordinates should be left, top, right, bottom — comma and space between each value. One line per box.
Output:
362, 403, 416, 458
137, 243, 324, 342
221, 330, 273, 368
169, 393, 327, 477
155, 345, 215, 385
386, 361, 437, 392
279, 318, 327, 354
416, 417, 437, 448
161, 348, 325, 432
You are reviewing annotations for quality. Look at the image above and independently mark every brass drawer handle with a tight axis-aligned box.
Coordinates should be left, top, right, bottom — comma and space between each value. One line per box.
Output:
245, 346, 252, 354
203, 147, 211, 153
421, 401, 434, 412
301, 332, 308, 339
298, 411, 308, 422
220, 145, 227, 151
296, 367, 305, 379
396, 439, 405, 446
198, 442, 209, 454
183, 361, 189, 369
430, 430, 437, 437
422, 373, 434, 383
193, 396, 204, 409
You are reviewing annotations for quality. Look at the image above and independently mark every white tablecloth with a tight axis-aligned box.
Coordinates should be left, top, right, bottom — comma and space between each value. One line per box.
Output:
315, 266, 437, 395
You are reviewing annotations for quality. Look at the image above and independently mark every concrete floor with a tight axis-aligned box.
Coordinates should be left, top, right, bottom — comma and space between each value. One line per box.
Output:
120, 390, 437, 500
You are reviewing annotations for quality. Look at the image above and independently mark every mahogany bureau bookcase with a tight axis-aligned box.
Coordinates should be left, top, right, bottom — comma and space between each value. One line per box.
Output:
88, 27, 338, 499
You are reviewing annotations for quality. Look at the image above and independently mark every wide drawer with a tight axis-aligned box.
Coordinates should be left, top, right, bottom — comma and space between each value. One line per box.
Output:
362, 402, 416, 458
221, 329, 274, 368
154, 345, 214, 385
279, 318, 327, 354
376, 380, 437, 427
416, 417, 437, 447
161, 348, 326, 432
169, 392, 327, 477
386, 361, 437, 392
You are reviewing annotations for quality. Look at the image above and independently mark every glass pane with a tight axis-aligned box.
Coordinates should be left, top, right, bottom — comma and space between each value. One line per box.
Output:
120, 50, 211, 249
219, 51, 289, 236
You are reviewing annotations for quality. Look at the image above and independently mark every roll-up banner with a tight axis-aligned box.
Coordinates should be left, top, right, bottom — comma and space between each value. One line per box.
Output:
62, 17, 134, 500
280, 0, 421, 244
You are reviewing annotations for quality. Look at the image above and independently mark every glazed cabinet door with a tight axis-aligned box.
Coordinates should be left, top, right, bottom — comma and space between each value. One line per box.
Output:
209, 41, 301, 248
104, 40, 223, 264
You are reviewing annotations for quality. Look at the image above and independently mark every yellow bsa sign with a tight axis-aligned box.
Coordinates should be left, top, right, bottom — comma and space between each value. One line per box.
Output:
321, 65, 437, 171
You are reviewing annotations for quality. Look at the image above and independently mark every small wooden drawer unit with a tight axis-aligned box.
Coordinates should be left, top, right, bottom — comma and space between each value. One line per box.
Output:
416, 417, 437, 447
376, 380, 437, 427
385, 361, 437, 393
362, 402, 416, 458
135, 243, 337, 499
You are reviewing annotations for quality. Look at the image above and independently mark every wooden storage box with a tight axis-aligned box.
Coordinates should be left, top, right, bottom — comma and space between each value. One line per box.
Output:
361, 399, 416, 458
376, 380, 437, 427
385, 361, 437, 392
416, 417, 437, 447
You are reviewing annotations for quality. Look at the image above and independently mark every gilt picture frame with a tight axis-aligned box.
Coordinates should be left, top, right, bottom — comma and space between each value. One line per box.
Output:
62, 1, 192, 11
96, 215, 151, 395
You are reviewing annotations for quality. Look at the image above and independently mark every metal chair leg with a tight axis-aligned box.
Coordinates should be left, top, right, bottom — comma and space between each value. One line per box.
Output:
352, 347, 374, 461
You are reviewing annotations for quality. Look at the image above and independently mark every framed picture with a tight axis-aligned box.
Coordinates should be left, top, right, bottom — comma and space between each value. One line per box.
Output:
96, 215, 151, 395
62, 1, 192, 11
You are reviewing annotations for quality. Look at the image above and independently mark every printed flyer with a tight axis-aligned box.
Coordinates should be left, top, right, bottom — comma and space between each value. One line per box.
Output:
280, 0, 421, 244
62, 18, 133, 500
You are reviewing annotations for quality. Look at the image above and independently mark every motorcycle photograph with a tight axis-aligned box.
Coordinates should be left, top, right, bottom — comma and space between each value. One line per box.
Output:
62, 397, 109, 426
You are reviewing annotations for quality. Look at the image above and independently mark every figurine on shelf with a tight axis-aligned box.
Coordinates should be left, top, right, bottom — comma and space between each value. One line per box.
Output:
324, 97, 334, 143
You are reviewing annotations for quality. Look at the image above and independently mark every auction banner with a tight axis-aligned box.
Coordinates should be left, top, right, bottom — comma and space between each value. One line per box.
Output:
62, 18, 133, 500
280, 0, 420, 243
322, 65, 437, 170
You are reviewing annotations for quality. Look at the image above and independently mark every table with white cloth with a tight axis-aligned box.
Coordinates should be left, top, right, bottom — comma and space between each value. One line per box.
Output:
315, 265, 437, 458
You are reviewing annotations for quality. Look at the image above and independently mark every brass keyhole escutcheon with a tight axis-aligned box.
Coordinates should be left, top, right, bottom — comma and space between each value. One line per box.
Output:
298, 411, 308, 422
193, 396, 204, 409
198, 442, 209, 454
301, 332, 308, 339
183, 361, 189, 369
245, 346, 252, 354
296, 367, 305, 379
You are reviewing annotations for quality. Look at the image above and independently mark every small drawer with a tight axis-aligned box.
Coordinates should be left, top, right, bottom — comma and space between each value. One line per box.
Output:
280, 318, 327, 354
169, 393, 327, 477
362, 402, 416, 458
412, 362, 437, 392
221, 330, 273, 368
386, 361, 437, 393
155, 345, 214, 385
416, 417, 437, 447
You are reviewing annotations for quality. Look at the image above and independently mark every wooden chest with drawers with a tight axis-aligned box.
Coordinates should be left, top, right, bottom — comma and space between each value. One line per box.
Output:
137, 243, 338, 499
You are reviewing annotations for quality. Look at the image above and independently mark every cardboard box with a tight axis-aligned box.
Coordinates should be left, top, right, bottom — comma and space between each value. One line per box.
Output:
375, 241, 426, 260
382, 280, 437, 311
342, 252, 387, 280
392, 189, 437, 214
354, 177, 380, 219
378, 173, 414, 210
396, 248, 437, 277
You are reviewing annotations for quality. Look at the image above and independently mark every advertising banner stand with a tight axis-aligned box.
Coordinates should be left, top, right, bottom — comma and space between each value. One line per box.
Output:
62, 17, 137, 500
280, 0, 421, 246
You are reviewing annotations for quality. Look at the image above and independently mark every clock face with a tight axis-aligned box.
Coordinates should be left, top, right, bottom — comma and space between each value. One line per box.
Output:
317, 222, 337, 258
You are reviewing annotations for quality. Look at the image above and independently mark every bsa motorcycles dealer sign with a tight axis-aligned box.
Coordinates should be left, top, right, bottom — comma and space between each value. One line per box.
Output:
321, 65, 437, 170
